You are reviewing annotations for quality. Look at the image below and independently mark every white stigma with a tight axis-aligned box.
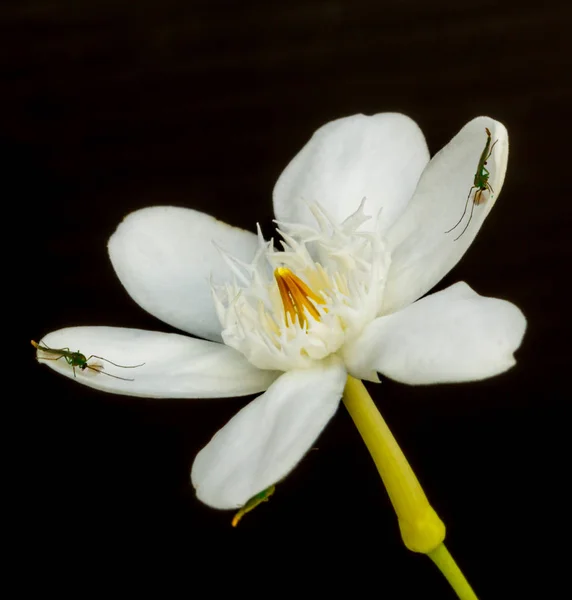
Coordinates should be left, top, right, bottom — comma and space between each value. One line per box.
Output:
212, 201, 390, 372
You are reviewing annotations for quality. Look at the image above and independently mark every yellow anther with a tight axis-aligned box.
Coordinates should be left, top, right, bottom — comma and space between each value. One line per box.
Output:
274, 267, 325, 327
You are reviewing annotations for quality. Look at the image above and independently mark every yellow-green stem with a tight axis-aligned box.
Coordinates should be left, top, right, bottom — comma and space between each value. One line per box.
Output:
428, 545, 478, 600
342, 376, 478, 600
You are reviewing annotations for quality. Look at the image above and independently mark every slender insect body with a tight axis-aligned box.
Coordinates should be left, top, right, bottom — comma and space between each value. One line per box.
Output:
446, 127, 498, 240
31, 340, 144, 381
232, 485, 276, 527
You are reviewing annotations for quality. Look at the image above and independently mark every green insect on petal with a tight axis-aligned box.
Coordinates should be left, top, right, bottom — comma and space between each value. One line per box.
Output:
31, 340, 145, 381
445, 127, 498, 240
232, 485, 276, 527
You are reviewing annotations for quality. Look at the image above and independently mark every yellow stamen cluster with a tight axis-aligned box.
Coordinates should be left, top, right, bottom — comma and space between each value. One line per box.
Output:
274, 267, 325, 327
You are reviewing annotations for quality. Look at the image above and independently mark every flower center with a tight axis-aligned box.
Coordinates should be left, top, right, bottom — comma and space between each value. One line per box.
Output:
212, 201, 390, 372
274, 267, 325, 328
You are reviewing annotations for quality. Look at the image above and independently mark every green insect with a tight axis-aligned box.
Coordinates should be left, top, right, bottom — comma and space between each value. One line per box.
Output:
232, 485, 276, 527
446, 127, 498, 241
31, 340, 144, 381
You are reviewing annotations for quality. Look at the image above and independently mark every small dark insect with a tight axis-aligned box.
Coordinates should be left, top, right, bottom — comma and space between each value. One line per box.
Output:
31, 340, 144, 381
446, 127, 498, 241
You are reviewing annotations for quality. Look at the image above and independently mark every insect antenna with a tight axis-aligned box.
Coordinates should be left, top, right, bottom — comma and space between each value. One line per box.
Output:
85, 364, 136, 381
85, 355, 145, 369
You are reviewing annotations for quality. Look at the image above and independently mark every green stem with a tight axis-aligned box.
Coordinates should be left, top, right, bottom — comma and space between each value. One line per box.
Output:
342, 376, 478, 600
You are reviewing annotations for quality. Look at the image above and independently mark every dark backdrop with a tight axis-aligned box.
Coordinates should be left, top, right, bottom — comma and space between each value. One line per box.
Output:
10, 0, 570, 597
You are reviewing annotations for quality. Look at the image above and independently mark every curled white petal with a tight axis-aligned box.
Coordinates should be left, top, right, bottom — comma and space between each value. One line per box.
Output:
108, 206, 259, 342
36, 327, 279, 398
383, 117, 509, 314
273, 113, 429, 234
191, 359, 347, 509
343, 282, 526, 385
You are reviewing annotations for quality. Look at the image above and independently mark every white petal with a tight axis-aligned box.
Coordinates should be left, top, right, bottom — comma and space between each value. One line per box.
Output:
273, 113, 429, 233
343, 282, 526, 385
108, 206, 259, 341
383, 117, 509, 314
191, 359, 347, 509
34, 327, 279, 398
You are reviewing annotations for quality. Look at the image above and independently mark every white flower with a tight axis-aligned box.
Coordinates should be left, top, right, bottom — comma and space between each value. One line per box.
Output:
36, 113, 526, 510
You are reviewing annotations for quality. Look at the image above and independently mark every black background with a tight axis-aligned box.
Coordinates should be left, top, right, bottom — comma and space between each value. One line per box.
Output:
10, 0, 570, 597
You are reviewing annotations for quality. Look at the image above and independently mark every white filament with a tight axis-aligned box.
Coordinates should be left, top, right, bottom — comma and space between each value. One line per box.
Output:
212, 201, 391, 371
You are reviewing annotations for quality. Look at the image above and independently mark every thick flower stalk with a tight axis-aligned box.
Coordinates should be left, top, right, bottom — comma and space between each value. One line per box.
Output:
35, 114, 526, 598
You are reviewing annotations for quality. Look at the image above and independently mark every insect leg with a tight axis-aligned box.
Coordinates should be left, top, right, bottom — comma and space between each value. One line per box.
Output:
40, 342, 70, 353
40, 354, 78, 377
487, 139, 498, 160
86, 355, 145, 369
445, 186, 475, 234
37, 355, 66, 363
454, 194, 478, 241
37, 342, 72, 355
85, 365, 135, 381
